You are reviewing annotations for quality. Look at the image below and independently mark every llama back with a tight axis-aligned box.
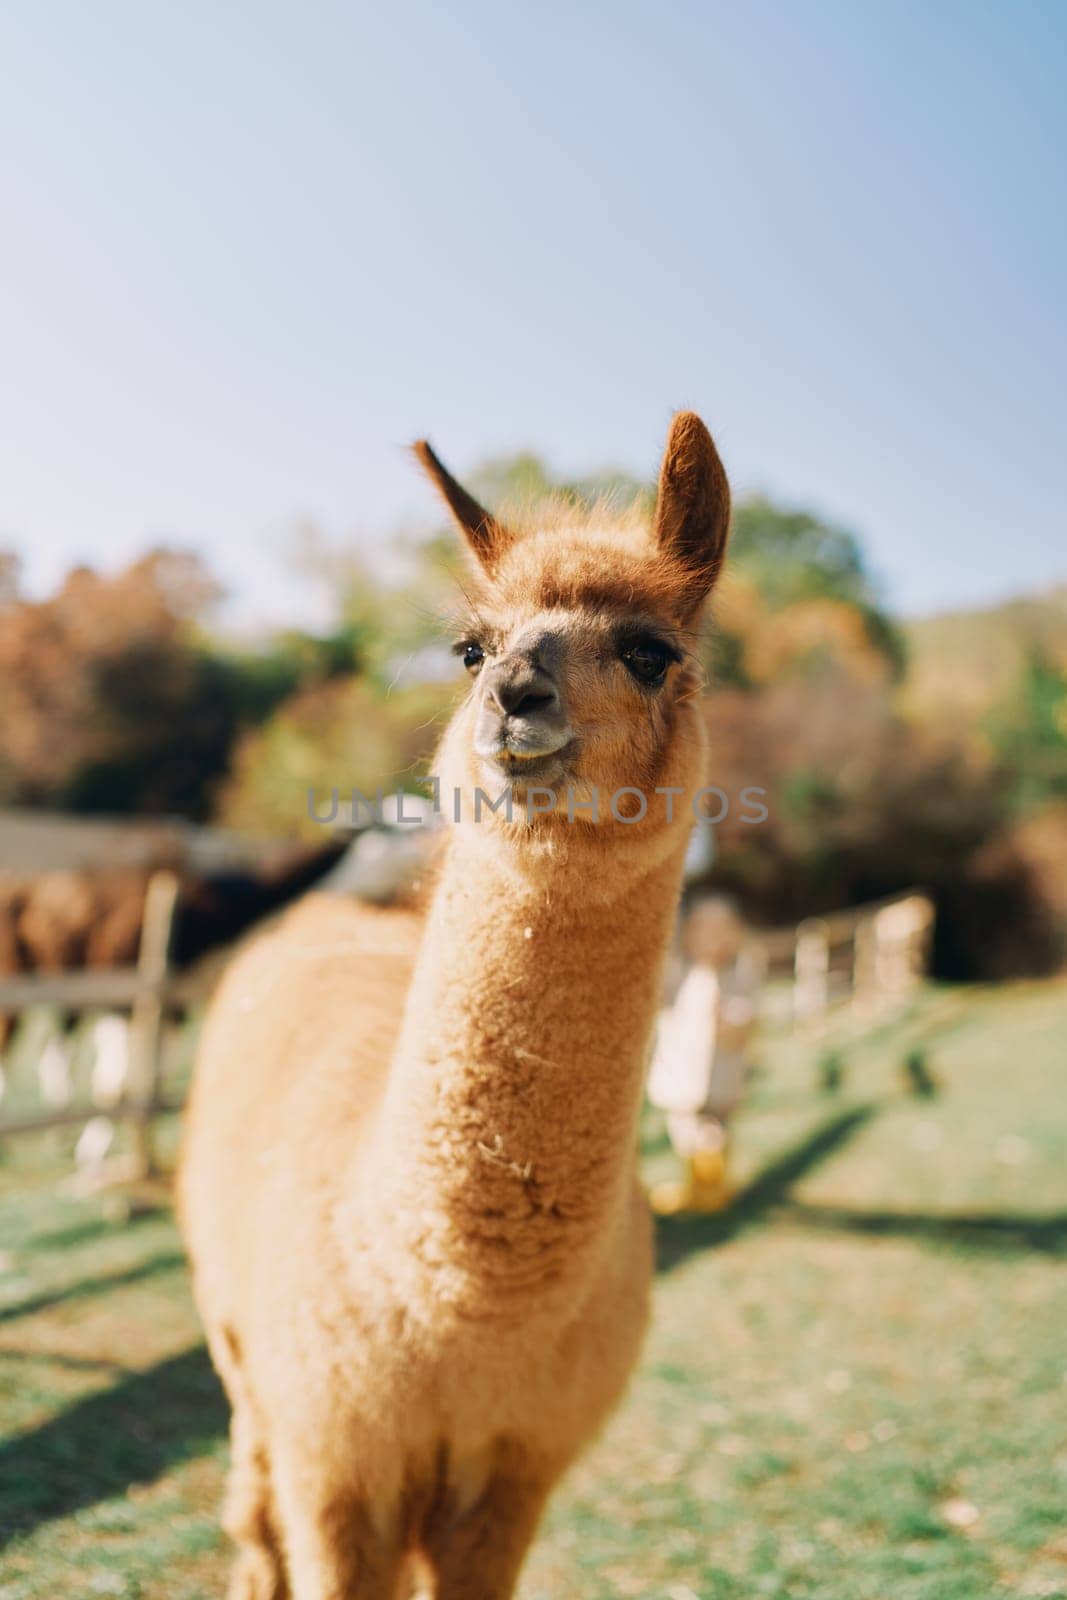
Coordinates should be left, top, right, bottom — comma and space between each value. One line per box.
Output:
178, 893, 423, 1314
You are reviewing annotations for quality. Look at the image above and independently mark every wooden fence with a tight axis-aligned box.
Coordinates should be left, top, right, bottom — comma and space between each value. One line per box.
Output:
754, 890, 935, 1037
0, 871, 208, 1176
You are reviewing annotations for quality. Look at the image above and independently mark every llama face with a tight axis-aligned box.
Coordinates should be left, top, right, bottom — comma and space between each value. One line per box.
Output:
418, 413, 730, 829
452, 569, 702, 807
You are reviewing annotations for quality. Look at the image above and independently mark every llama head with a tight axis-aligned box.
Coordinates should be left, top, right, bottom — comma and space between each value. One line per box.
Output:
416, 412, 730, 843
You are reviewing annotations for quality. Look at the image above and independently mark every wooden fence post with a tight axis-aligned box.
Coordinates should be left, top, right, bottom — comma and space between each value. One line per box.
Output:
129, 870, 179, 1178
794, 918, 830, 1036
852, 914, 879, 1024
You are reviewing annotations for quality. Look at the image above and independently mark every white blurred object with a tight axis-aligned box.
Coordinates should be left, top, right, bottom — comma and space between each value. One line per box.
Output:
379, 793, 437, 828
38, 1035, 73, 1108
648, 900, 759, 1160
90, 1014, 131, 1107
75, 1113, 116, 1172
683, 821, 715, 882
71, 1015, 132, 1178
648, 965, 721, 1115
318, 804, 441, 904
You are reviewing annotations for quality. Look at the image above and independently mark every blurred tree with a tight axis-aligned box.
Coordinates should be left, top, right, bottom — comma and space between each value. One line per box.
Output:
0, 553, 199, 807
217, 676, 452, 838
729, 497, 873, 608
288, 524, 463, 692
699, 667, 1060, 977
717, 501, 904, 683
469, 453, 653, 520
986, 648, 1067, 810
0, 550, 350, 819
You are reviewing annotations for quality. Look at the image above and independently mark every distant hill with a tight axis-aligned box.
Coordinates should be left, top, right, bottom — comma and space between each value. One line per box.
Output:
901, 582, 1067, 722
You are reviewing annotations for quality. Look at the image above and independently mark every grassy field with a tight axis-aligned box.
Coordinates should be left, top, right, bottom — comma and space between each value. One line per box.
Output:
1, 980, 1065, 1599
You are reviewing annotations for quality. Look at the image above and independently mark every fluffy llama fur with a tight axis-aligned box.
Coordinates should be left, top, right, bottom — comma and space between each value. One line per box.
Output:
179, 411, 731, 1599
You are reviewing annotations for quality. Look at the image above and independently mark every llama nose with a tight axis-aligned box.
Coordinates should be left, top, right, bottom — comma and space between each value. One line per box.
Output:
485, 665, 560, 720
474, 654, 571, 763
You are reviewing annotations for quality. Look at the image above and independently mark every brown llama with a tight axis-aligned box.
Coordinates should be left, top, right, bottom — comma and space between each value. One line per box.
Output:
179, 411, 731, 1599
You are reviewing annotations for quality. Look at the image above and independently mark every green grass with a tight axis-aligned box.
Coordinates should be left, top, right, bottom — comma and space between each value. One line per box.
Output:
2, 981, 1066, 1598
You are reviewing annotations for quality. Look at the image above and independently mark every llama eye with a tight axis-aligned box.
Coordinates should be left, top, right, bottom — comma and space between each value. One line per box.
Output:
622, 639, 672, 685
462, 642, 485, 673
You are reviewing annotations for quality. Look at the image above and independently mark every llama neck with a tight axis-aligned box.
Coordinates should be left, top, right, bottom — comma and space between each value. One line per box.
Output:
361, 823, 687, 1313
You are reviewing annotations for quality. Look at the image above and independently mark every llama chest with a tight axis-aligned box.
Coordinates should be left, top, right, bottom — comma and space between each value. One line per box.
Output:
298, 1189, 653, 1472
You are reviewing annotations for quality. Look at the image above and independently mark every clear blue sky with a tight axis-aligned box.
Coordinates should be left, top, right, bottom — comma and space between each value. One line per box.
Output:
1, 0, 1064, 626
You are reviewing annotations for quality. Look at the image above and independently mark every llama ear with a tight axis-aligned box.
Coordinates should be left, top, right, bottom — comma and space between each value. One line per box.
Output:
653, 412, 730, 607
412, 439, 512, 574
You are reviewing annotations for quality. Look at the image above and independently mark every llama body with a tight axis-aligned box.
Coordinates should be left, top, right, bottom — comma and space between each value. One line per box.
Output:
180, 413, 730, 1597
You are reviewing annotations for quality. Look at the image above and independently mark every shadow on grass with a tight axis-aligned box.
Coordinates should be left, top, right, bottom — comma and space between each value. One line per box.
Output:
31, 1207, 168, 1254
0, 1252, 186, 1326
0, 1347, 126, 1375
655, 1099, 1067, 1270
0, 1343, 227, 1547
655, 1104, 877, 1273
786, 1202, 1067, 1257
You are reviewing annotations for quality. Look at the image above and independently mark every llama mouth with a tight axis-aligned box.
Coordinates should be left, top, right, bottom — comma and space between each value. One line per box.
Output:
482, 743, 575, 787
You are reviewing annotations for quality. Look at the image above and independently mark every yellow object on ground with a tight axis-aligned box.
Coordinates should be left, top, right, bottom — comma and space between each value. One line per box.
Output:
650, 1149, 733, 1215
